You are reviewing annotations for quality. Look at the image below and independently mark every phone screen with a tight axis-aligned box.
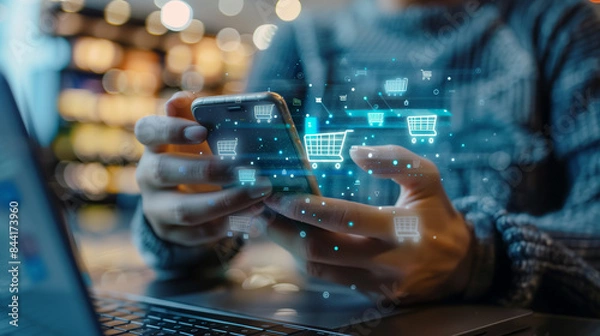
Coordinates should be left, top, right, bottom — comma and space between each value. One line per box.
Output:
193, 95, 319, 194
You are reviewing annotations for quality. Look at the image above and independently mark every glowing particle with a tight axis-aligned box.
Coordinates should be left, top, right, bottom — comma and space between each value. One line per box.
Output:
451, 158, 455, 162
300, 231, 306, 238
278, 150, 283, 154
461, 144, 465, 148
407, 164, 412, 169
321, 201, 326, 206
368, 153, 373, 158
301, 210, 306, 214
323, 291, 330, 299
348, 221, 354, 227
368, 170, 373, 175
392, 160, 398, 166
333, 246, 339, 251
305, 198, 310, 203
433, 235, 437, 239
350, 284, 357, 290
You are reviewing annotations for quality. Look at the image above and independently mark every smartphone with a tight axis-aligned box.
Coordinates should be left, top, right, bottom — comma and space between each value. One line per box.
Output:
192, 92, 321, 195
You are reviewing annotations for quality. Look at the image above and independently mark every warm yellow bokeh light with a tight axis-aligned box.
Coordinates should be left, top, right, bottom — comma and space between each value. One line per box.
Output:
105, 0, 131, 26
275, 0, 301, 21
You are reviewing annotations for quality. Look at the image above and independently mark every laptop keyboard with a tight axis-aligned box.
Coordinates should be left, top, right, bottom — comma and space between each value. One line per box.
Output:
94, 295, 344, 336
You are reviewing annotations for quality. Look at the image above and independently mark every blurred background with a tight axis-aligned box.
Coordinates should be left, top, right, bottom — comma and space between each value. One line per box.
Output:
0, 0, 346, 285
1, 0, 599, 286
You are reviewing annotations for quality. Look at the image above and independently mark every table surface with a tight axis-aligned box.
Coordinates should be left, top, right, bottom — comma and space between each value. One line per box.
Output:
81, 231, 600, 336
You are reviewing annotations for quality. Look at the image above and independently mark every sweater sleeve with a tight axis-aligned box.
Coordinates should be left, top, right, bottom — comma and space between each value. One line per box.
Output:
455, 0, 600, 317
131, 200, 244, 278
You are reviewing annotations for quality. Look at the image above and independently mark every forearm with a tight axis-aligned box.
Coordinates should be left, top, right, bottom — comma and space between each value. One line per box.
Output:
454, 196, 600, 317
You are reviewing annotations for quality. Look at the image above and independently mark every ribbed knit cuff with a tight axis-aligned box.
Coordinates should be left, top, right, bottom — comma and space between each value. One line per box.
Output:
131, 201, 244, 277
452, 196, 505, 301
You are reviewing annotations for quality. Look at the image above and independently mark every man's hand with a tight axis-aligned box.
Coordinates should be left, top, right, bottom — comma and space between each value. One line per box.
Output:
134, 92, 272, 247
264, 145, 473, 304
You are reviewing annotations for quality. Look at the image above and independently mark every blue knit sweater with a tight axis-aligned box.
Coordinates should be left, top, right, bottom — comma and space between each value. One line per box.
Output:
133, 0, 600, 317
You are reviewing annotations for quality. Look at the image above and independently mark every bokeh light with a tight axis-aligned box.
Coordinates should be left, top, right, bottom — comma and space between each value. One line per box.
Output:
179, 19, 204, 44
104, 0, 131, 26
166, 44, 193, 73
219, 0, 244, 16
253, 24, 278, 50
161, 0, 193, 31
61, 0, 85, 13
216, 27, 241, 52
275, 0, 301, 21
146, 11, 168, 35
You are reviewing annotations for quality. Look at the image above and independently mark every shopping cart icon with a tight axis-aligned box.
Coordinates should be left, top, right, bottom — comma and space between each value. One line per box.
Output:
228, 215, 254, 239
238, 169, 256, 185
407, 115, 437, 144
303, 130, 354, 169
254, 104, 274, 123
217, 139, 238, 159
394, 216, 421, 243
421, 69, 432, 81
384, 78, 409, 96
367, 112, 385, 127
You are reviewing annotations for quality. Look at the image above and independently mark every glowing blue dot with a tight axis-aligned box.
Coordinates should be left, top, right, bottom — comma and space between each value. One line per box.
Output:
461, 143, 466, 147
279, 150, 283, 154
258, 138, 263, 141
350, 284, 357, 290
348, 221, 354, 227
300, 231, 306, 238
301, 210, 306, 214
368, 170, 373, 174
392, 160, 398, 166
407, 164, 412, 169
363, 96, 368, 100
274, 137, 278, 141
348, 170, 353, 175
334, 246, 339, 251
323, 291, 330, 299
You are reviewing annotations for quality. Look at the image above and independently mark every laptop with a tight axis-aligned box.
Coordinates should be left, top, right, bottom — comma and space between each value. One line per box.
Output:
0, 74, 532, 336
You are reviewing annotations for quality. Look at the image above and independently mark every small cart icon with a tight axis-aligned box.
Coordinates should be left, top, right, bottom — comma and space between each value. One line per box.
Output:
304, 130, 353, 169
238, 169, 256, 185
254, 104, 274, 123
384, 78, 409, 96
406, 115, 437, 144
394, 216, 421, 243
228, 215, 253, 239
217, 139, 238, 159
367, 112, 385, 127
421, 69, 432, 81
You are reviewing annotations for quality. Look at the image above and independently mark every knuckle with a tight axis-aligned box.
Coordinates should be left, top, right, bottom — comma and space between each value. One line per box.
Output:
172, 201, 194, 225
304, 238, 321, 261
151, 155, 168, 185
216, 193, 234, 211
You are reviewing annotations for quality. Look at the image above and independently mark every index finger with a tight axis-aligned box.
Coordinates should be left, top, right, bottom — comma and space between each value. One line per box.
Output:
134, 115, 207, 152
264, 194, 414, 241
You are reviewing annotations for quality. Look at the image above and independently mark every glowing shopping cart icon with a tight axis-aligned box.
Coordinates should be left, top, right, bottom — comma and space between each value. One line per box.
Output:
407, 115, 437, 144
217, 138, 238, 159
367, 112, 385, 127
384, 78, 409, 96
238, 169, 256, 185
228, 215, 253, 239
303, 130, 353, 169
254, 104, 274, 123
394, 216, 421, 243
421, 69, 432, 81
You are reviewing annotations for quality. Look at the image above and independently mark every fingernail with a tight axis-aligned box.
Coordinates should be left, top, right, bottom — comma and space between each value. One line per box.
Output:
248, 181, 272, 199
184, 126, 207, 143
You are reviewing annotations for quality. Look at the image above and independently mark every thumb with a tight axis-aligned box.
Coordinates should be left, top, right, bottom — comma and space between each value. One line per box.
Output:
349, 145, 441, 191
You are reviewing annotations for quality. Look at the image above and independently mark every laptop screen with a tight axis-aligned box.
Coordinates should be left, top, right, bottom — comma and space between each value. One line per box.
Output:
0, 75, 100, 335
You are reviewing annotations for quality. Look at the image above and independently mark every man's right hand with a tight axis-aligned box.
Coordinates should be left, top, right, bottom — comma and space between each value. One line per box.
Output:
134, 92, 272, 247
